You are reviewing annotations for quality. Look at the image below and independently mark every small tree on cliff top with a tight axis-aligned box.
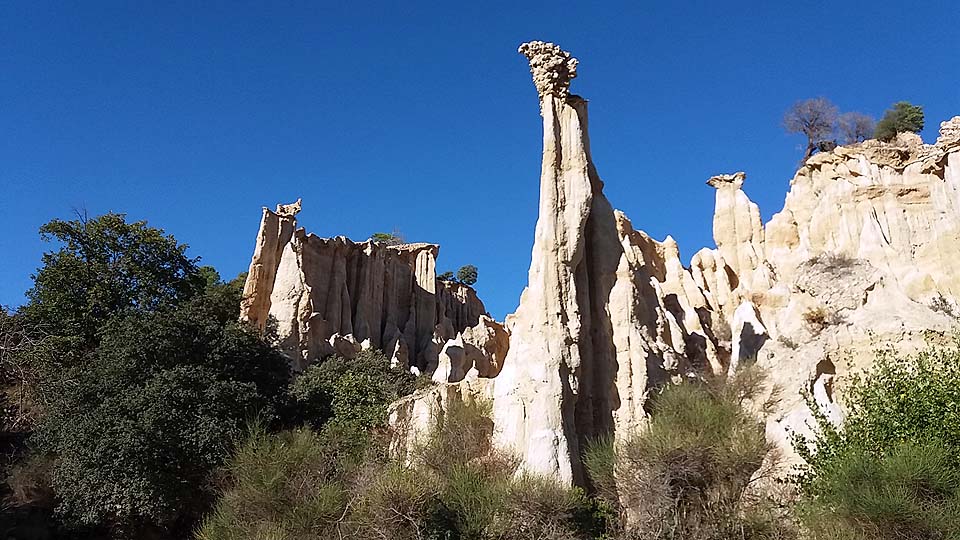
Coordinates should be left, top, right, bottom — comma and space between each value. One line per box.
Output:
874, 101, 924, 141
837, 112, 876, 144
784, 97, 839, 162
456, 265, 478, 286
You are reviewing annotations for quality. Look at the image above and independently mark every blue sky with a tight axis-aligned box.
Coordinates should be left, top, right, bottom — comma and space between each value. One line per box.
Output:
2, 1, 958, 319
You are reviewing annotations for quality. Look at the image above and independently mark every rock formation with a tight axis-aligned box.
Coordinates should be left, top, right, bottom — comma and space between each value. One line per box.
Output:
386, 44, 960, 485
488, 42, 728, 484
240, 41, 960, 488
239, 206, 508, 374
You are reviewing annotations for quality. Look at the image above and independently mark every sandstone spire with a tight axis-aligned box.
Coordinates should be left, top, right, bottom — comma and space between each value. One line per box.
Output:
491, 43, 719, 485
380, 44, 960, 484
518, 41, 579, 100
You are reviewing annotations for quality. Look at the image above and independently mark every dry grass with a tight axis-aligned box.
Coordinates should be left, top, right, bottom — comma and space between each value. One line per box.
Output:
802, 306, 842, 334
585, 367, 796, 540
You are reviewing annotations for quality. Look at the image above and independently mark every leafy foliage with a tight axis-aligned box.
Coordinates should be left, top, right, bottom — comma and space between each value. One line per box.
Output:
288, 348, 415, 431
874, 101, 925, 141
9, 213, 289, 537
371, 231, 405, 246
36, 290, 290, 533
197, 425, 360, 540
456, 265, 479, 286
794, 338, 960, 539
438, 270, 455, 282
202, 398, 601, 540
22, 213, 203, 351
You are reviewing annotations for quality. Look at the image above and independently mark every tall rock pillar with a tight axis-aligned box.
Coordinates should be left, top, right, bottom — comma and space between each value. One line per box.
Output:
492, 42, 613, 485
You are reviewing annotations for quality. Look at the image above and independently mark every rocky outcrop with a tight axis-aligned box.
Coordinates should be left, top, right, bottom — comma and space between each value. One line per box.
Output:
243, 42, 960, 488
239, 208, 508, 374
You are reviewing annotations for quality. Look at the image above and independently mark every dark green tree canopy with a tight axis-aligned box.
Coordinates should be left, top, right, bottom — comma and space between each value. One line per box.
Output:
874, 101, 924, 141
37, 290, 290, 533
456, 264, 478, 286
23, 213, 203, 348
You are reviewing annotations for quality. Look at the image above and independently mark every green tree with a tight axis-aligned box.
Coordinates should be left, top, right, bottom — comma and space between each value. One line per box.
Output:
438, 270, 455, 282
873, 101, 924, 141
370, 230, 405, 246
288, 349, 415, 432
22, 213, 203, 352
14, 213, 289, 536
37, 291, 290, 534
794, 338, 960, 539
457, 265, 478, 286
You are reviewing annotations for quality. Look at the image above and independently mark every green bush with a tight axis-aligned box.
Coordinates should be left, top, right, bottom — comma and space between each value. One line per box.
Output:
586, 368, 792, 540
288, 349, 415, 431
201, 397, 600, 540
798, 441, 960, 540
874, 101, 924, 141
198, 425, 359, 540
36, 295, 290, 533
794, 337, 960, 539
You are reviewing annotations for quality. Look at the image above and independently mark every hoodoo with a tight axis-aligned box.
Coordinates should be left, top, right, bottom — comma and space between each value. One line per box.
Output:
387, 43, 960, 485
241, 42, 960, 487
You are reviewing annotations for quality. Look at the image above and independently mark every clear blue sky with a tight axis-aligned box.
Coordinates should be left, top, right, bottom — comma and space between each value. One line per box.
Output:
2, 1, 958, 319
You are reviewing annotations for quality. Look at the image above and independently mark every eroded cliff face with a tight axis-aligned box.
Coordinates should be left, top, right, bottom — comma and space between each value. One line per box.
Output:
705, 119, 960, 459
239, 204, 508, 375
241, 41, 960, 488
386, 43, 960, 485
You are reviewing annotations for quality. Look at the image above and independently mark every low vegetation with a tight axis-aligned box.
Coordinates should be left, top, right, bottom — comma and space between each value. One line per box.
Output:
586, 367, 793, 540
802, 305, 842, 333
201, 398, 601, 540
794, 337, 960, 539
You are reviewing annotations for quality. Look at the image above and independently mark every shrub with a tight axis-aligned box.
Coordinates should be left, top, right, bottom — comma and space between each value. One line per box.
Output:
930, 294, 957, 319
288, 349, 415, 431
794, 338, 960, 539
438, 271, 455, 282
350, 463, 444, 540
874, 101, 924, 141
797, 441, 960, 540
586, 367, 792, 540
197, 425, 356, 540
203, 393, 600, 540
802, 306, 839, 332
804, 252, 856, 276
371, 231, 405, 245
35, 292, 290, 534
